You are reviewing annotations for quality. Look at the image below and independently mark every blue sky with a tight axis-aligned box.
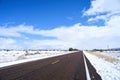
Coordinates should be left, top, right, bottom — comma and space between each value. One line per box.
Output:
0, 0, 91, 29
0, 0, 120, 49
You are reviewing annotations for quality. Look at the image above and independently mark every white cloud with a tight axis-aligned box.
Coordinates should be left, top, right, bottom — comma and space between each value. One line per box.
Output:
0, 38, 21, 49
84, 0, 120, 16
88, 11, 120, 22
84, 0, 120, 23
1, 22, 120, 49
0, 27, 21, 37
24, 39, 73, 49
106, 15, 120, 27
0, 24, 43, 37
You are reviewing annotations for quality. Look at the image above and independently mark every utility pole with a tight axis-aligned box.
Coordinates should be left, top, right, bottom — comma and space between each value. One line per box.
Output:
107, 45, 110, 52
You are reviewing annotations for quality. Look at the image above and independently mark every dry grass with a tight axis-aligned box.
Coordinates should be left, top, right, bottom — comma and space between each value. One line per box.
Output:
85, 51, 119, 63
16, 55, 26, 61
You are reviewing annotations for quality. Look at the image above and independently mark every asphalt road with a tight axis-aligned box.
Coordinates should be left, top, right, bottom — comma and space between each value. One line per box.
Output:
0, 51, 102, 80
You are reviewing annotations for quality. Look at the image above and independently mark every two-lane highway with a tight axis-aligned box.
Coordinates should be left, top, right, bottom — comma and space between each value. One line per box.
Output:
0, 51, 101, 80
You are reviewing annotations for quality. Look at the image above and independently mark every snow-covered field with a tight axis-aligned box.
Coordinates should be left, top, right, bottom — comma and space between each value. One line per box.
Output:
0, 50, 75, 68
84, 51, 120, 80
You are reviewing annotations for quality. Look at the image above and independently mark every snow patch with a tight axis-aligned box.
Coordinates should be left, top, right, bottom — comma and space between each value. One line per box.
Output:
84, 51, 120, 80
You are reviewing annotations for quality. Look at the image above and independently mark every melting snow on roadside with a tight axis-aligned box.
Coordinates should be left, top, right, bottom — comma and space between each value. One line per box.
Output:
84, 51, 120, 80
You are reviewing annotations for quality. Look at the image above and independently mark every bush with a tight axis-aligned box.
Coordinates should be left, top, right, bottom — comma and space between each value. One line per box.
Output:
69, 48, 79, 51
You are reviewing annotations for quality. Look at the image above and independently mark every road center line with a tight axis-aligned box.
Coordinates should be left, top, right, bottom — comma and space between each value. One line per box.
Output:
83, 53, 91, 80
51, 60, 60, 64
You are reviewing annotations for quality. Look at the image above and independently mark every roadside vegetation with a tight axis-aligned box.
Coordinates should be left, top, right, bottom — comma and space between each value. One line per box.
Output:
85, 51, 119, 63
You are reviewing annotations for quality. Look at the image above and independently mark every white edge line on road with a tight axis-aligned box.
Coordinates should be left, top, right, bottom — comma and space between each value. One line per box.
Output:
83, 52, 91, 80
